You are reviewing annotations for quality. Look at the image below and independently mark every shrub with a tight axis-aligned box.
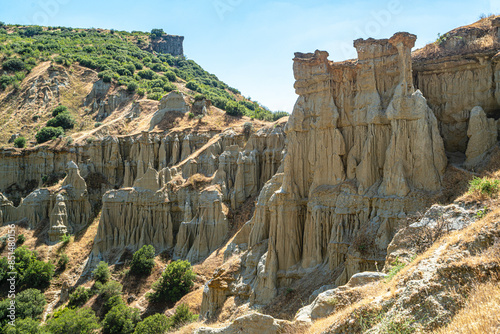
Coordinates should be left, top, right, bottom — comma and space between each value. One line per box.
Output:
134, 313, 171, 334
14, 137, 26, 148
150, 28, 164, 38
98, 70, 115, 83
102, 294, 124, 316
57, 253, 69, 271
148, 260, 195, 303
385, 258, 406, 282
102, 304, 140, 334
52, 105, 68, 117
68, 286, 91, 308
187, 112, 194, 119
35, 126, 64, 144
171, 303, 197, 327
186, 80, 201, 92
94, 122, 103, 128
22, 260, 55, 290
130, 245, 155, 276
468, 177, 500, 197
2, 58, 26, 71
127, 81, 138, 92
136, 88, 146, 97
7, 289, 46, 320
3, 318, 44, 334
60, 233, 71, 245
194, 94, 205, 101
164, 70, 176, 82
147, 92, 163, 101
225, 100, 245, 117
243, 122, 253, 136
46, 307, 100, 334
137, 69, 155, 80
16, 234, 26, 244
99, 281, 123, 302
93, 261, 111, 283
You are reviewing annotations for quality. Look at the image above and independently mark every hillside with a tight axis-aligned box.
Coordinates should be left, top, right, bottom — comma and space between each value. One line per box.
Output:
0, 24, 287, 147
0, 15, 499, 334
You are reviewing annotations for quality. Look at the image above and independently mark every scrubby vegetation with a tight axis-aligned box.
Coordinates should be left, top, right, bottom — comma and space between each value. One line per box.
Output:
148, 260, 195, 303
130, 245, 155, 276
0, 24, 287, 122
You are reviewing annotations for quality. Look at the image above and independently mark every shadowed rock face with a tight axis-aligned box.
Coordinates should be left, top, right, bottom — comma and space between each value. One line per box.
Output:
201, 32, 449, 316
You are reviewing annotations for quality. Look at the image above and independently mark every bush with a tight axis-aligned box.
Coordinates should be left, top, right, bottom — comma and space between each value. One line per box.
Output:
16, 234, 26, 244
134, 313, 171, 334
186, 80, 201, 92
2, 58, 26, 71
14, 137, 26, 148
187, 112, 194, 119
102, 304, 140, 334
99, 281, 123, 302
52, 105, 68, 117
164, 71, 176, 82
127, 81, 138, 92
60, 233, 71, 245
57, 253, 69, 271
137, 88, 146, 97
46, 307, 100, 334
137, 69, 156, 80
150, 28, 164, 38
3, 318, 44, 334
93, 261, 111, 283
17, 289, 46, 319
98, 70, 115, 83
225, 100, 245, 117
22, 260, 55, 290
35, 126, 64, 144
68, 286, 90, 308
468, 177, 500, 197
47, 112, 75, 130
130, 245, 155, 276
148, 260, 195, 303
102, 294, 124, 316
147, 92, 163, 101
171, 303, 197, 327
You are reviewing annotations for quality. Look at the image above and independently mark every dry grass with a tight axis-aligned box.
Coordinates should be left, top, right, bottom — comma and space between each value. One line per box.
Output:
433, 280, 500, 334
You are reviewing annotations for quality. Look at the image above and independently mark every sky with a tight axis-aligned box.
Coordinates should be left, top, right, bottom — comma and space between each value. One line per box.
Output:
0, 0, 497, 113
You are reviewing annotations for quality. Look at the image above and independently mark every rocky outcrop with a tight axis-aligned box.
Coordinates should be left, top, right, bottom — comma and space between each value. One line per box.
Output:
202, 32, 447, 317
195, 313, 290, 334
150, 34, 184, 56
465, 106, 498, 169
149, 92, 190, 130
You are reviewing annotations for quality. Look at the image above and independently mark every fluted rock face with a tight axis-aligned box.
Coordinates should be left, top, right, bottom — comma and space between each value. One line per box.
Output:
149, 92, 190, 131
465, 106, 498, 169
202, 32, 448, 314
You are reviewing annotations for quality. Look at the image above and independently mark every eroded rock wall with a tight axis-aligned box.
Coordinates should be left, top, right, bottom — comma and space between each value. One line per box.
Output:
202, 32, 448, 316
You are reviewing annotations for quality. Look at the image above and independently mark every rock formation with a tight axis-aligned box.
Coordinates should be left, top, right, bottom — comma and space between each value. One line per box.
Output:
465, 106, 498, 169
202, 32, 448, 316
149, 92, 190, 130
150, 34, 184, 56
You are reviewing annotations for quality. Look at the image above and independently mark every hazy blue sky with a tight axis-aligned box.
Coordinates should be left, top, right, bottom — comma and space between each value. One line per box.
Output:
0, 0, 496, 112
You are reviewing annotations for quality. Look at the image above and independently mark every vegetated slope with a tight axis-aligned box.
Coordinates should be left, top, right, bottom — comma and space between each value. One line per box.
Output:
0, 23, 287, 146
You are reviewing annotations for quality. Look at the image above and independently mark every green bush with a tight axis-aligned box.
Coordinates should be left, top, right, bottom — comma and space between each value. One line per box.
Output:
93, 261, 111, 283
187, 112, 194, 119
52, 105, 68, 117
3, 317, 44, 334
22, 260, 55, 290
186, 80, 201, 92
69, 286, 91, 308
35, 126, 64, 144
14, 137, 26, 148
148, 260, 195, 303
47, 112, 75, 130
127, 81, 138, 92
60, 233, 71, 245
102, 304, 140, 334
171, 303, 197, 327
46, 307, 100, 334
151, 28, 164, 38
98, 70, 115, 83
468, 177, 500, 197
102, 294, 124, 316
225, 100, 245, 117
164, 71, 176, 82
134, 313, 171, 334
137, 88, 146, 97
57, 253, 69, 271
2, 58, 26, 71
130, 245, 155, 276
147, 92, 163, 101
138, 69, 156, 80
16, 234, 26, 244
0, 289, 46, 325
99, 281, 123, 302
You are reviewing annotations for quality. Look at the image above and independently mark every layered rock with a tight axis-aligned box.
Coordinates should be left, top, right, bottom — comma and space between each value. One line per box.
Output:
464, 106, 498, 169
149, 92, 190, 130
150, 34, 184, 56
202, 32, 447, 316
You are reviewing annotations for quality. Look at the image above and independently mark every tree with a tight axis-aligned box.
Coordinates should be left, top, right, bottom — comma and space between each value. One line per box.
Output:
3, 318, 46, 334
130, 245, 155, 276
52, 105, 68, 117
36, 126, 64, 144
47, 112, 75, 130
22, 260, 55, 290
93, 261, 110, 283
102, 304, 140, 334
2, 58, 25, 72
134, 313, 171, 334
150, 29, 164, 38
148, 260, 195, 303
0, 289, 46, 327
171, 303, 197, 327
68, 286, 90, 308
45, 307, 100, 334
14, 137, 26, 148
